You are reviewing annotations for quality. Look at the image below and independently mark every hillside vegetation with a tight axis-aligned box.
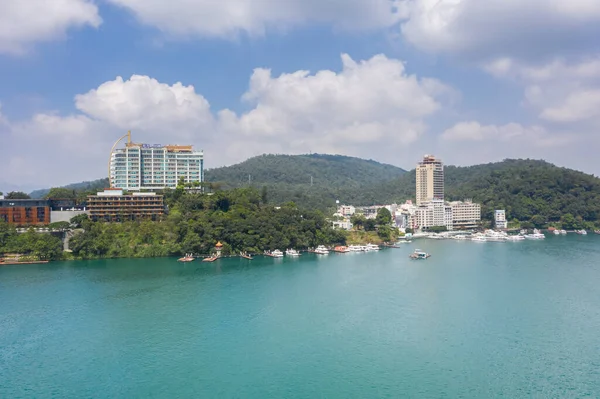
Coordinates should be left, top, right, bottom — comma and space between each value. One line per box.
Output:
30, 178, 109, 199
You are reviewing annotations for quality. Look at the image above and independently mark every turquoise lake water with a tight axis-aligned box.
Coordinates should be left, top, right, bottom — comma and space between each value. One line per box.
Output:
2, 236, 600, 398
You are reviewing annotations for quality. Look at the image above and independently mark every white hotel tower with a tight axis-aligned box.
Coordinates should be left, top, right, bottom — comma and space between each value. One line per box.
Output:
416, 154, 444, 205
109, 131, 204, 190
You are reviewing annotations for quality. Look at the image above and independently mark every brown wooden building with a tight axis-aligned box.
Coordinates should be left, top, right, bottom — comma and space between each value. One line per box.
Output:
87, 190, 164, 222
0, 199, 51, 226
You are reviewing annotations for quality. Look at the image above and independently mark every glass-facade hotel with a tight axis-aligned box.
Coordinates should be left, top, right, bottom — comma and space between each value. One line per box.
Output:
110, 143, 203, 190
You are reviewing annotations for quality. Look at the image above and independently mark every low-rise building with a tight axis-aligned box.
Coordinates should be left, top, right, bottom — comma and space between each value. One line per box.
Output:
450, 200, 481, 230
87, 189, 165, 222
337, 205, 356, 217
332, 220, 353, 230
0, 199, 51, 226
495, 210, 507, 229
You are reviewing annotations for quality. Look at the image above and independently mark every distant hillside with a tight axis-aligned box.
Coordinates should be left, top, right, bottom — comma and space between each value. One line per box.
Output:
364, 159, 600, 226
205, 154, 406, 187
29, 178, 109, 199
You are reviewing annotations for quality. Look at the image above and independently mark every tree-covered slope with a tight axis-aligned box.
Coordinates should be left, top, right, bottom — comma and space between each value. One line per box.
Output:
205, 154, 406, 188
369, 159, 600, 225
29, 178, 109, 199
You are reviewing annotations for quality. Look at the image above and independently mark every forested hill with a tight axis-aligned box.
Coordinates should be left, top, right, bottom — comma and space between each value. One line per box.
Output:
368, 159, 600, 226
205, 154, 405, 187
29, 178, 109, 199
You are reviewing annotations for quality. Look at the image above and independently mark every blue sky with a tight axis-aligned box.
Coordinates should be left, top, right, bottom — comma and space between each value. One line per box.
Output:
1, 0, 600, 192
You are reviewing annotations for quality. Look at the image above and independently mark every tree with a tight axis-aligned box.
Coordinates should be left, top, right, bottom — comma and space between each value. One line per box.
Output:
351, 214, 366, 230
49, 221, 71, 231
45, 187, 77, 199
261, 186, 268, 205
5, 191, 30, 199
70, 214, 90, 229
376, 207, 392, 226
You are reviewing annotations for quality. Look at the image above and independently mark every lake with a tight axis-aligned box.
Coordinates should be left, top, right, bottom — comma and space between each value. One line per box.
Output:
2, 236, 600, 398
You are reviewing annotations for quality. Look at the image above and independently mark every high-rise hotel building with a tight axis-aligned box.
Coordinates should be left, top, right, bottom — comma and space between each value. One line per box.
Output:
415, 155, 444, 205
109, 132, 203, 190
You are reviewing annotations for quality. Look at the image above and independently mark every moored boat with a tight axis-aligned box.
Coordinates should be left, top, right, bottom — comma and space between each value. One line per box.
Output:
348, 245, 365, 252
240, 252, 253, 260
313, 245, 329, 255
409, 249, 431, 259
595, 230, 600, 235
285, 249, 301, 256
365, 243, 380, 251
265, 249, 284, 258
560, 230, 567, 235
177, 253, 195, 262
577, 229, 587, 235
332, 246, 350, 253
202, 255, 218, 262
525, 229, 545, 240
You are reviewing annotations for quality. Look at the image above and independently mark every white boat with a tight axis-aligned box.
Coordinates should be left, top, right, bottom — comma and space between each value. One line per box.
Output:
348, 245, 365, 252
453, 235, 469, 240
285, 249, 301, 256
560, 230, 567, 235
409, 249, 431, 259
314, 245, 329, 255
265, 249, 284, 258
506, 235, 525, 241
484, 230, 508, 242
525, 229, 545, 240
553, 230, 560, 235
365, 243, 380, 251
471, 235, 487, 242
577, 229, 587, 235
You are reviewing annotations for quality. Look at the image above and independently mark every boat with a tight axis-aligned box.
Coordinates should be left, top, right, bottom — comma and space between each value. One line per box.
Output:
553, 230, 561, 235
560, 230, 567, 235
471, 235, 487, 242
595, 230, 600, 235
332, 246, 350, 253
577, 229, 587, 235
348, 245, 366, 252
313, 245, 329, 255
265, 249, 284, 258
505, 235, 525, 241
484, 230, 508, 242
202, 255, 218, 262
409, 249, 431, 259
365, 243, 380, 251
285, 249, 301, 256
525, 229, 545, 240
177, 253, 195, 262
240, 252, 253, 260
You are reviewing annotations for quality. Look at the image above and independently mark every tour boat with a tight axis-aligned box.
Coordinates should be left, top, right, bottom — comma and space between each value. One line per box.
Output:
285, 249, 301, 257
177, 253, 195, 262
240, 252, 253, 260
314, 245, 330, 255
471, 235, 487, 242
265, 249, 284, 258
560, 230, 567, 235
348, 245, 366, 252
333, 246, 350, 253
409, 249, 431, 259
595, 230, 600, 235
553, 230, 561, 235
506, 235, 525, 241
202, 255, 218, 262
577, 229, 587, 235
365, 243, 380, 251
525, 229, 545, 240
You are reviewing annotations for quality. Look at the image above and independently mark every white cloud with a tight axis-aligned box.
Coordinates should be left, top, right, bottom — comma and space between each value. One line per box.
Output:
2, 54, 452, 187
74, 75, 214, 141
218, 53, 450, 160
441, 121, 562, 146
105, 0, 402, 38
0, 0, 101, 54
398, 0, 600, 62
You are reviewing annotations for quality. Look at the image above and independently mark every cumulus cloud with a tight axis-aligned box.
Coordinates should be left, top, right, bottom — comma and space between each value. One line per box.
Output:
2, 54, 452, 188
0, 0, 101, 54
105, 0, 401, 37
218, 53, 450, 160
398, 0, 600, 62
441, 121, 563, 145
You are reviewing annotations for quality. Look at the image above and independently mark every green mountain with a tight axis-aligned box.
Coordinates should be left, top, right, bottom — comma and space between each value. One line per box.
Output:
365, 159, 600, 227
29, 178, 109, 199
205, 154, 406, 187
204, 154, 406, 209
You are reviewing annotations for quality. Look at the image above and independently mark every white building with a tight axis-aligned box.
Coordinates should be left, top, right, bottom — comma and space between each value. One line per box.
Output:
332, 220, 353, 230
337, 205, 356, 217
450, 200, 481, 230
110, 133, 203, 191
413, 199, 453, 231
416, 155, 444, 205
495, 210, 507, 229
